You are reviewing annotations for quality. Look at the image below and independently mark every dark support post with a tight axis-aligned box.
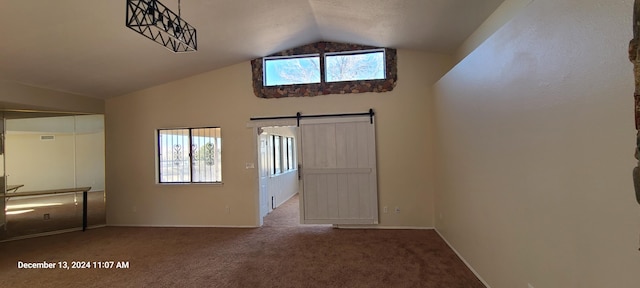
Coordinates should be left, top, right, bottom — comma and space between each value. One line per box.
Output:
82, 191, 88, 232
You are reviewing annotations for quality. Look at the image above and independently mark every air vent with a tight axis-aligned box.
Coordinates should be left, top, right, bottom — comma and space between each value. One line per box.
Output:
40, 135, 55, 141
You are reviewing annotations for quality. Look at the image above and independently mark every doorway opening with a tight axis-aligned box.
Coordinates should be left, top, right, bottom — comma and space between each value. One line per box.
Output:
252, 110, 379, 227
257, 125, 300, 227
262, 194, 301, 227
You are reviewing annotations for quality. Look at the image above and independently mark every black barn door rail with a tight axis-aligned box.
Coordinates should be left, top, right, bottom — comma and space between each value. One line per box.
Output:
250, 109, 375, 126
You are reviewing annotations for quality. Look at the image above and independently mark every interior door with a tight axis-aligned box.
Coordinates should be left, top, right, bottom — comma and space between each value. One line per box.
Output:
258, 133, 270, 220
299, 116, 378, 225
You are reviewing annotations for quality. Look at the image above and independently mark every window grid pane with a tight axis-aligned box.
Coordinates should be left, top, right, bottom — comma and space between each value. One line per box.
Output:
273, 135, 281, 174
191, 128, 222, 183
325, 50, 385, 82
287, 137, 294, 170
158, 127, 221, 183
264, 55, 321, 86
159, 129, 191, 183
283, 137, 289, 171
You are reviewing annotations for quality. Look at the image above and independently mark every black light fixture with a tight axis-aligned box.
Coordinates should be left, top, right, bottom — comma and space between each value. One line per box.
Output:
126, 0, 197, 52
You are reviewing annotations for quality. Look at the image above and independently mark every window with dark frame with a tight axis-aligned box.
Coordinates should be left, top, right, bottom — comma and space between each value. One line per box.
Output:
325, 49, 385, 82
251, 42, 397, 99
282, 136, 289, 171
272, 135, 282, 175
286, 137, 294, 170
264, 54, 321, 86
270, 135, 296, 176
157, 127, 221, 183
262, 49, 386, 87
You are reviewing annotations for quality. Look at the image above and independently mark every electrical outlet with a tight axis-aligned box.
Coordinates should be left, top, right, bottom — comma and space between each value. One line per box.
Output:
394, 207, 400, 213
225, 206, 230, 214
43, 214, 50, 220
383, 206, 388, 213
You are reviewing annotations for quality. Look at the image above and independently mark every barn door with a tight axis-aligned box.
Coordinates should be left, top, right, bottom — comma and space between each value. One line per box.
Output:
299, 116, 378, 225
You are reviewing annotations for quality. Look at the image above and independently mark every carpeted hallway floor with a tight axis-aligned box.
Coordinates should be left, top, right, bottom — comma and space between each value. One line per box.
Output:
0, 195, 485, 288
262, 194, 330, 228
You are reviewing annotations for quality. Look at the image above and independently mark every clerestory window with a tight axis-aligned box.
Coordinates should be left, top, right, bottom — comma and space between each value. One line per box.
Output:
325, 49, 385, 82
264, 54, 321, 86
251, 42, 397, 99
263, 49, 386, 86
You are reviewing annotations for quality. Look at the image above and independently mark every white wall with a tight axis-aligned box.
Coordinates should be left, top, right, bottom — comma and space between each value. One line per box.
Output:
434, 0, 640, 287
268, 170, 297, 208
454, 0, 533, 63
105, 49, 453, 227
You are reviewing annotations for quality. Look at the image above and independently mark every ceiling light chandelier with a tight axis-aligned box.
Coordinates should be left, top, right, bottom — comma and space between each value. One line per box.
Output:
126, 0, 197, 52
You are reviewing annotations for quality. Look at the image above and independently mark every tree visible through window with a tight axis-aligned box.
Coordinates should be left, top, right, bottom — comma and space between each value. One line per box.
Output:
325, 50, 385, 82
158, 127, 221, 183
264, 55, 320, 86
263, 49, 386, 86
252, 42, 397, 98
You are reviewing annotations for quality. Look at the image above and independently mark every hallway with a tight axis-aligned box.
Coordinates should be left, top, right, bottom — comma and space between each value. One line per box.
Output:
263, 194, 331, 228
263, 194, 301, 227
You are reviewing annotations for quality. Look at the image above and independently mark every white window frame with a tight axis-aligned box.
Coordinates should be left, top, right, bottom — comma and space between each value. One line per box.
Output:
157, 127, 222, 184
269, 135, 296, 176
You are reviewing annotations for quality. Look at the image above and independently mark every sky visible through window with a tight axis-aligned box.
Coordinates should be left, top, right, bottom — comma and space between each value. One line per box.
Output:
264, 50, 385, 86
158, 129, 222, 183
264, 56, 320, 86
326, 51, 385, 82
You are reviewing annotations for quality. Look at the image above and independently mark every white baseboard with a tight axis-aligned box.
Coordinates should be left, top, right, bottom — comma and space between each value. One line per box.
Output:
336, 225, 434, 230
434, 228, 491, 288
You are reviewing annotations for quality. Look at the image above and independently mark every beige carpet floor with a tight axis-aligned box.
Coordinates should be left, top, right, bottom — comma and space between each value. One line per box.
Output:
0, 195, 485, 288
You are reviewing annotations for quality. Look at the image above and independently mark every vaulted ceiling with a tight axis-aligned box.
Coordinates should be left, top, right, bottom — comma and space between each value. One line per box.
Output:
0, 0, 504, 99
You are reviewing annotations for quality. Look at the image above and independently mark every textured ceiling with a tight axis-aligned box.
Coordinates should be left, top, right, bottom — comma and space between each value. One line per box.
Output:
0, 0, 504, 99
